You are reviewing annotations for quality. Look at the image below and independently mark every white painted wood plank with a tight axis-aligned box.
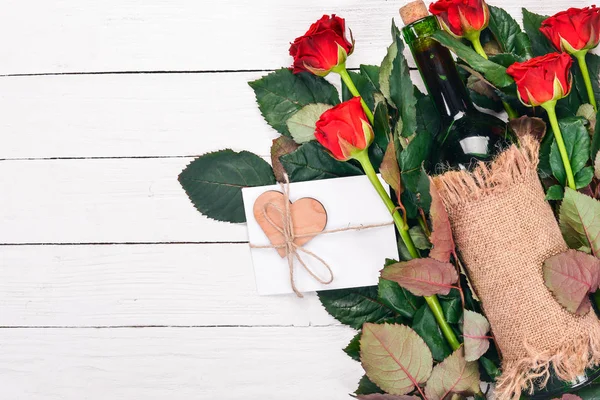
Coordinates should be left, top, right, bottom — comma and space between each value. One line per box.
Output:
0, 158, 249, 243
0, 243, 339, 327
0, 71, 424, 159
0, 326, 363, 400
1, 0, 594, 75
0, 72, 273, 159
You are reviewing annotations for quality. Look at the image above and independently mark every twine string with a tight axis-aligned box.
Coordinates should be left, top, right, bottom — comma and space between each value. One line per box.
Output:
250, 174, 393, 298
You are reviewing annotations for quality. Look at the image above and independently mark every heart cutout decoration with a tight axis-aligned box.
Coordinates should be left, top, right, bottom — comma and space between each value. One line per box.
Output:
253, 191, 327, 258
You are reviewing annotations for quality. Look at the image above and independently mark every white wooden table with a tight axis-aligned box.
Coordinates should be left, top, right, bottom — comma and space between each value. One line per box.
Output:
0, 1, 589, 398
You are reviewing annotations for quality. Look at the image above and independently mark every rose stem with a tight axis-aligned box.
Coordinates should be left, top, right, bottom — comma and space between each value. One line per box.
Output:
573, 50, 598, 112
542, 100, 576, 190
334, 65, 375, 124
467, 31, 519, 120
354, 151, 461, 351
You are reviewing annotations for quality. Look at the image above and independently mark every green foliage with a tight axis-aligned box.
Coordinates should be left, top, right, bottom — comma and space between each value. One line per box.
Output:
355, 375, 384, 395
431, 30, 514, 88
344, 332, 361, 362
560, 188, 600, 257
178, 150, 275, 223
488, 6, 532, 59
412, 304, 453, 362
317, 286, 397, 329
400, 131, 432, 192
592, 109, 600, 160
550, 118, 591, 188
280, 141, 363, 182
439, 289, 462, 324
545, 185, 565, 201
380, 22, 417, 138
249, 68, 340, 136
415, 88, 441, 138
522, 9, 554, 57
342, 65, 381, 111
424, 348, 481, 400
286, 103, 332, 144
378, 278, 425, 319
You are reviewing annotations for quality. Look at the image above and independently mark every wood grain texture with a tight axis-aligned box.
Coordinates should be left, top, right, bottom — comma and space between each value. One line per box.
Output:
0, 326, 363, 400
0, 0, 594, 75
0, 71, 423, 159
0, 244, 337, 327
0, 158, 249, 243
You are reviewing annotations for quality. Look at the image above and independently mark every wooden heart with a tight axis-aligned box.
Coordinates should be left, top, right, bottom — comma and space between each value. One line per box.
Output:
253, 191, 327, 258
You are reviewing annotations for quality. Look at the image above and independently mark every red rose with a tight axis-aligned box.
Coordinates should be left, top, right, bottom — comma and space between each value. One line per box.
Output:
540, 6, 600, 53
506, 53, 573, 107
315, 97, 373, 161
289, 15, 354, 76
429, 0, 490, 38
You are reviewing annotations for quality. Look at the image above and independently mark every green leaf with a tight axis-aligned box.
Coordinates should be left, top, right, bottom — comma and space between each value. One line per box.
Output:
344, 332, 362, 362
560, 188, 600, 258
286, 103, 333, 144
592, 108, 600, 161
415, 90, 442, 137
550, 118, 591, 186
479, 356, 501, 381
440, 293, 462, 324
248, 68, 340, 136
381, 22, 417, 137
355, 375, 385, 395
412, 304, 453, 362
545, 185, 564, 201
178, 150, 275, 223
539, 128, 555, 178
543, 249, 600, 315
360, 323, 433, 395
280, 141, 363, 182
378, 278, 425, 319
341, 70, 378, 111
317, 286, 397, 329
431, 30, 514, 88
373, 100, 392, 150
575, 375, 600, 399
381, 258, 459, 297
361, 65, 381, 91
424, 348, 480, 400
410, 226, 432, 250
488, 6, 532, 59
522, 9, 554, 57
575, 166, 595, 190
400, 131, 432, 192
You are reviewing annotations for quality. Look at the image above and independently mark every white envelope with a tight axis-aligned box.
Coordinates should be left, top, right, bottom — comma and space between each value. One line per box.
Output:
242, 174, 400, 295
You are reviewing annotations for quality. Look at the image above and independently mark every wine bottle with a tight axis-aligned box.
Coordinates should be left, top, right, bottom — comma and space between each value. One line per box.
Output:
399, 0, 510, 174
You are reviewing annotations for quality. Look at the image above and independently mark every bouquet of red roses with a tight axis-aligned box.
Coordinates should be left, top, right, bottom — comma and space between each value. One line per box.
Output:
179, 1, 600, 399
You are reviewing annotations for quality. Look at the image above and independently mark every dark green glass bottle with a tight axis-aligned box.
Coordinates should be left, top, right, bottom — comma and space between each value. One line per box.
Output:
401, 12, 510, 174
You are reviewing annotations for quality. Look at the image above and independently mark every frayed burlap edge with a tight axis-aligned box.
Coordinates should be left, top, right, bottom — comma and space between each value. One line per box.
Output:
433, 136, 600, 400
433, 136, 540, 208
496, 322, 600, 400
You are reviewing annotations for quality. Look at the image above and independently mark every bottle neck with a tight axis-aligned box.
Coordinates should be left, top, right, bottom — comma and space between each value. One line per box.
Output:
402, 16, 474, 121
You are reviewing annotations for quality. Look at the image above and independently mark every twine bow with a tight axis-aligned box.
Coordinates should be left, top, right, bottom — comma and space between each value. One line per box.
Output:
250, 174, 393, 298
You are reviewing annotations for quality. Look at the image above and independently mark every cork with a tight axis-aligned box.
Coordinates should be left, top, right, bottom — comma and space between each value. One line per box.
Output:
399, 0, 429, 26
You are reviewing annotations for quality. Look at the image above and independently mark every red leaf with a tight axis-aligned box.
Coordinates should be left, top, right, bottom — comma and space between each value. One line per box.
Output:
381, 258, 459, 297
553, 395, 582, 400
360, 323, 433, 396
543, 250, 600, 315
424, 347, 480, 400
463, 310, 491, 362
429, 181, 456, 263
355, 395, 420, 400
380, 140, 402, 195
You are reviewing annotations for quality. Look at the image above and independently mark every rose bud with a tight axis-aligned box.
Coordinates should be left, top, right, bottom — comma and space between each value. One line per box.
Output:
314, 97, 374, 161
541, 6, 600, 53
506, 53, 573, 107
429, 0, 490, 40
289, 15, 354, 76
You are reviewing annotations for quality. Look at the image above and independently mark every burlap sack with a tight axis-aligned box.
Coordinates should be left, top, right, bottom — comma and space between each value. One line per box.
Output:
432, 137, 600, 400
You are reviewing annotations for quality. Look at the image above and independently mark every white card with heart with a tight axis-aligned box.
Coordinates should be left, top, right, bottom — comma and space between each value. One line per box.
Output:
242, 174, 400, 295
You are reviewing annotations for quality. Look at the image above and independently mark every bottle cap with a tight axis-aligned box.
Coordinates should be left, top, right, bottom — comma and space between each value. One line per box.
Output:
399, 0, 429, 26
